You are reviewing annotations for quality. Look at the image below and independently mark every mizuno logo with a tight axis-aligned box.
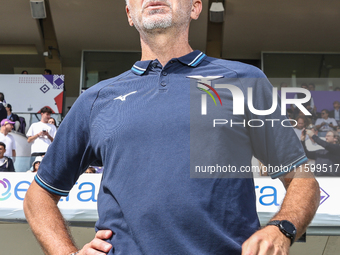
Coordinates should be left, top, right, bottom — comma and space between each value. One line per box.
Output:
114, 91, 137, 101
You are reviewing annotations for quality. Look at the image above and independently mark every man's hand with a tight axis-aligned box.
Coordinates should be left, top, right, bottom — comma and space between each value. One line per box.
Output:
44, 130, 54, 142
78, 230, 113, 255
306, 129, 315, 137
242, 225, 290, 255
242, 165, 319, 255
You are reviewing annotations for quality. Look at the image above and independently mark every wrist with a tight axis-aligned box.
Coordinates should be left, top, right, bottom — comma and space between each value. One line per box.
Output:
69, 251, 79, 255
267, 220, 297, 246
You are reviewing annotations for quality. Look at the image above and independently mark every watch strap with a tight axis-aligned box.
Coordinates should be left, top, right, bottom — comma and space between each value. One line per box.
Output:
266, 220, 280, 226
267, 220, 296, 246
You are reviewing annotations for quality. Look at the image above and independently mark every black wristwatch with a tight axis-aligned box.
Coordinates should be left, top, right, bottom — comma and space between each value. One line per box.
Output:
266, 220, 297, 246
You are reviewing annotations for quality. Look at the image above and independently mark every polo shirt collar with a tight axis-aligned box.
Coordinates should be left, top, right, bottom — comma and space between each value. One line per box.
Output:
177, 50, 206, 67
131, 50, 206, 76
131, 60, 152, 76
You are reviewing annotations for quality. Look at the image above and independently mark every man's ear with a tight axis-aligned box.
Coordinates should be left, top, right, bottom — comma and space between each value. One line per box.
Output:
126, 5, 134, 26
191, 0, 203, 20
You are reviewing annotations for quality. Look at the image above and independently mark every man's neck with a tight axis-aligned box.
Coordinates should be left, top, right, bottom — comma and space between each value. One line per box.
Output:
0, 128, 8, 136
139, 26, 193, 66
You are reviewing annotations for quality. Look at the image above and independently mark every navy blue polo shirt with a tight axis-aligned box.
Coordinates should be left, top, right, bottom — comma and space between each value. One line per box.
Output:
36, 51, 307, 255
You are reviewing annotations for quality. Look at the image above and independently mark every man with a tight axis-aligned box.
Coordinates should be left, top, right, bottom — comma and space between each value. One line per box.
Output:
330, 101, 340, 123
0, 119, 16, 159
26, 107, 56, 159
0, 92, 7, 123
293, 116, 309, 140
24, 1, 320, 255
6, 103, 20, 131
315, 109, 338, 132
302, 129, 340, 176
0, 142, 15, 172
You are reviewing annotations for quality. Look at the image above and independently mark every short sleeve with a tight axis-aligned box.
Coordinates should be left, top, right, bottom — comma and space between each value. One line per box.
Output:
10, 135, 16, 150
35, 89, 101, 196
50, 125, 57, 138
26, 125, 33, 137
332, 119, 338, 126
242, 72, 308, 178
314, 119, 322, 126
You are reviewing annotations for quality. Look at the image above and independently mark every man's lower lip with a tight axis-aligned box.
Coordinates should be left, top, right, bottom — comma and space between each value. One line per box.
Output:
145, 5, 167, 10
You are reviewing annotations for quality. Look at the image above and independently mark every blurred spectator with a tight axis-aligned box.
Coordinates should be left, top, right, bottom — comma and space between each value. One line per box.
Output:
301, 129, 340, 176
21, 70, 28, 74
44, 69, 52, 75
308, 83, 315, 91
303, 126, 323, 165
304, 126, 322, 149
334, 87, 340, 91
26, 107, 57, 160
6, 103, 20, 131
330, 101, 340, 123
0, 142, 15, 172
27, 156, 43, 173
85, 166, 96, 173
48, 117, 57, 127
315, 109, 338, 132
0, 92, 7, 122
0, 119, 16, 159
293, 116, 310, 140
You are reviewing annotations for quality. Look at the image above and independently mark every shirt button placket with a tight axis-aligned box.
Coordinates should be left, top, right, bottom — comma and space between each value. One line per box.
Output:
159, 70, 169, 92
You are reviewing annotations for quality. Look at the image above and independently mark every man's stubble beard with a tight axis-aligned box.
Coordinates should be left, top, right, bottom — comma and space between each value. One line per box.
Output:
142, 7, 173, 30
128, 0, 192, 33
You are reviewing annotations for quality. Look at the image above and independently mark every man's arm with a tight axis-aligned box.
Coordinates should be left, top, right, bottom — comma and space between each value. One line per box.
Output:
314, 119, 324, 130
300, 129, 318, 159
330, 119, 338, 128
311, 134, 340, 154
27, 131, 43, 143
24, 180, 78, 255
301, 140, 318, 159
24, 181, 113, 255
46, 131, 54, 142
12, 150, 16, 162
242, 164, 320, 255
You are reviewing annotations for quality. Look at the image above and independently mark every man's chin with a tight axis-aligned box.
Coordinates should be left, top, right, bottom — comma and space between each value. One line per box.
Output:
142, 16, 172, 30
